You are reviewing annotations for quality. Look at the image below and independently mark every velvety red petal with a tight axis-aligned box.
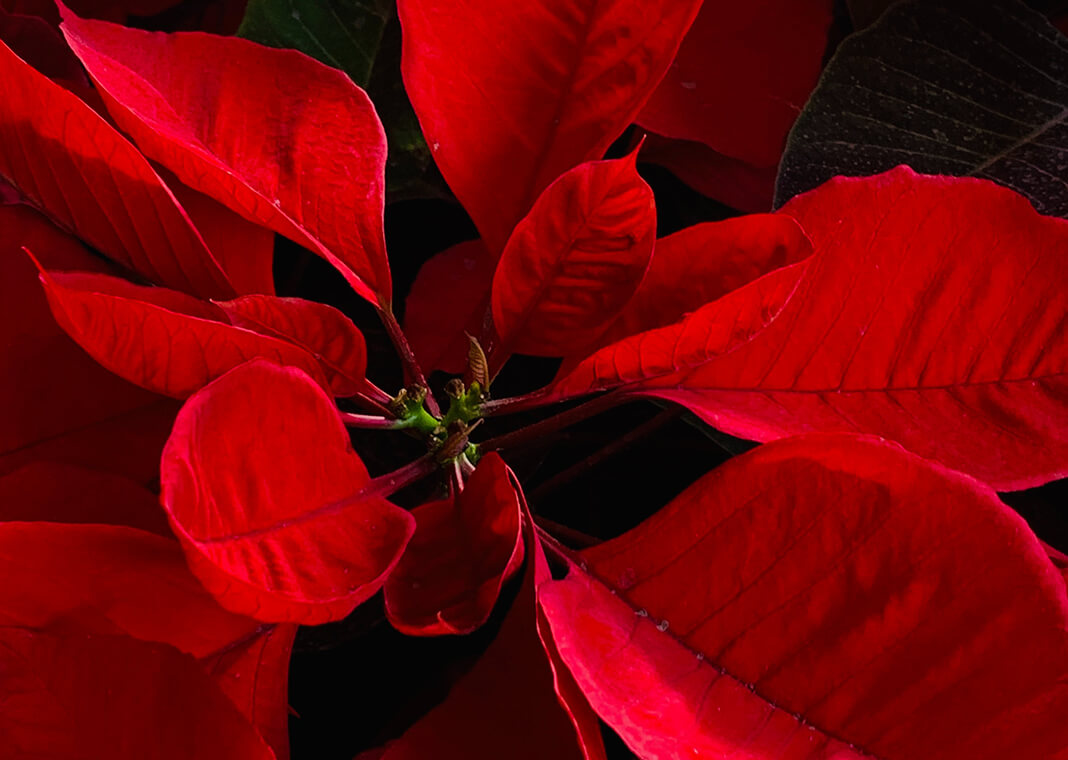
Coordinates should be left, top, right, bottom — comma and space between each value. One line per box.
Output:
398, 0, 702, 253
160, 360, 415, 624
538, 433, 1068, 759
219, 295, 369, 397
61, 11, 391, 306
384, 453, 524, 636
37, 267, 330, 398
491, 153, 656, 358
0, 629, 275, 759
0, 38, 234, 298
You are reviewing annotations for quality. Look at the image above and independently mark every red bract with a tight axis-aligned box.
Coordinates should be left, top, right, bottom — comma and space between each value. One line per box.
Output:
160, 360, 415, 623
491, 151, 656, 359
635, 0, 834, 209
561, 167, 1066, 490
0, 37, 235, 298
384, 453, 524, 636
369, 521, 592, 760
0, 629, 276, 759
397, 0, 702, 254
0, 204, 177, 482
404, 238, 495, 375
60, 9, 392, 306
537, 434, 1068, 758
218, 296, 370, 398
0, 522, 258, 656
1, 1, 1065, 757
35, 267, 332, 398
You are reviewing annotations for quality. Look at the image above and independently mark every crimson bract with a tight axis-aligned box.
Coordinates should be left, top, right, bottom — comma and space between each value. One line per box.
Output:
1, 1, 1065, 758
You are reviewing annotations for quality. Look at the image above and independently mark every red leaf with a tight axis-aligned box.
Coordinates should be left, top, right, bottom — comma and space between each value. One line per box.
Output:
384, 453, 524, 636
552, 260, 808, 397
206, 624, 297, 760
491, 153, 656, 357
644, 168, 1067, 490
160, 360, 415, 624
0, 461, 170, 533
0, 204, 176, 482
0, 522, 259, 658
166, 174, 277, 296
0, 629, 275, 759
0, 39, 234, 298
538, 434, 1068, 759
219, 296, 368, 397
60, 11, 391, 306
404, 239, 496, 375
0, 4, 91, 96
371, 512, 592, 760
638, 0, 833, 169
638, 131, 780, 212
572, 213, 813, 362
37, 267, 330, 399
398, 0, 702, 253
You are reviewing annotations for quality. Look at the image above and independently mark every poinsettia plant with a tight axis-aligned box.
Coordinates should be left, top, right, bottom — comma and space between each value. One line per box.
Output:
1, 0, 1067, 758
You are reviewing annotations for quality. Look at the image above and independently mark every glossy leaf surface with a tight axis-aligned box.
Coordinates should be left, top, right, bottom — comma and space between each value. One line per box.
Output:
0, 39, 234, 298
161, 361, 415, 623
219, 295, 368, 397
492, 154, 656, 357
384, 453, 524, 636
61, 12, 392, 305
539, 434, 1068, 759
642, 168, 1068, 490
398, 0, 702, 253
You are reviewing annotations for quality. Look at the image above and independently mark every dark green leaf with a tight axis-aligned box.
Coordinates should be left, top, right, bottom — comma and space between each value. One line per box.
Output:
775, 0, 1068, 216
237, 0, 391, 87
238, 0, 448, 201
845, 0, 1068, 31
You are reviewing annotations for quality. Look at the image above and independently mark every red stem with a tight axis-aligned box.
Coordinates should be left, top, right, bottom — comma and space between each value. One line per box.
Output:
340, 412, 399, 430
367, 454, 438, 498
529, 408, 681, 502
479, 388, 558, 417
378, 307, 440, 416
480, 392, 629, 453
